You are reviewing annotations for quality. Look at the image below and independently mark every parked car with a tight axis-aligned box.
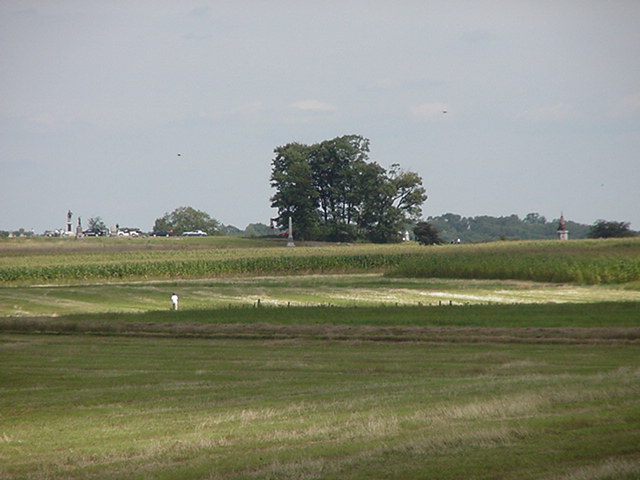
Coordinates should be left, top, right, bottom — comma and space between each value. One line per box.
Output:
150, 230, 172, 237
117, 228, 142, 237
83, 228, 105, 236
182, 230, 208, 236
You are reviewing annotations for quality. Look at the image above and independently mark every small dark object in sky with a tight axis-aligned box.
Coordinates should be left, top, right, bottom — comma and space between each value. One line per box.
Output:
442, 110, 447, 114
177, 153, 182, 156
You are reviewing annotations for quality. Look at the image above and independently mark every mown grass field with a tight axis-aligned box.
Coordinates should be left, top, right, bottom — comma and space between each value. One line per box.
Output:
2, 335, 639, 480
1, 237, 639, 479
2, 275, 640, 318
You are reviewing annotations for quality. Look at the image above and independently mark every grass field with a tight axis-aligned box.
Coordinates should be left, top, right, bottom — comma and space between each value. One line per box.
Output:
1, 237, 639, 479
1, 334, 639, 480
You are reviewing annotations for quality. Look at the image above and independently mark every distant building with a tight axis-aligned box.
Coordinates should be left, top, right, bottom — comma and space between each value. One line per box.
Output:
557, 214, 569, 240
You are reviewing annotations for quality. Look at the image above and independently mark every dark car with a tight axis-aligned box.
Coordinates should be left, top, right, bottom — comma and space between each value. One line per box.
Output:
150, 230, 172, 237
83, 228, 105, 236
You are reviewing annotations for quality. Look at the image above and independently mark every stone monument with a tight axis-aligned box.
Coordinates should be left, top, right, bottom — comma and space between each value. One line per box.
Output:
66, 210, 73, 235
76, 217, 83, 238
287, 216, 295, 247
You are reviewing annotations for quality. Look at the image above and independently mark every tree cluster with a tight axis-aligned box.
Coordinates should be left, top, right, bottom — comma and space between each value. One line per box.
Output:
413, 221, 443, 245
153, 206, 221, 235
587, 220, 636, 239
270, 135, 427, 243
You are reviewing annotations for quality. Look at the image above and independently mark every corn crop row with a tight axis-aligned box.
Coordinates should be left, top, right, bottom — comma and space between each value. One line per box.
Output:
0, 253, 417, 284
390, 251, 640, 284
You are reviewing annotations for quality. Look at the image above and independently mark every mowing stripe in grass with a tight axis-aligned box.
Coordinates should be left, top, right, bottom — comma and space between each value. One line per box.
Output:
2, 302, 639, 343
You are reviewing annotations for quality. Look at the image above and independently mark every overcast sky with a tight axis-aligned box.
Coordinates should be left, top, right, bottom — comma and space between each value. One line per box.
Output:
1, 1, 639, 233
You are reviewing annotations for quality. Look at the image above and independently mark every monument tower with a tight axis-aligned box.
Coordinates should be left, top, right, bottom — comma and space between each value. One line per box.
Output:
557, 214, 569, 241
66, 210, 73, 235
287, 216, 295, 247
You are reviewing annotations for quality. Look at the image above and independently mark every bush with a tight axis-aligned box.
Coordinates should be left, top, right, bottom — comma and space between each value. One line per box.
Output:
413, 222, 443, 245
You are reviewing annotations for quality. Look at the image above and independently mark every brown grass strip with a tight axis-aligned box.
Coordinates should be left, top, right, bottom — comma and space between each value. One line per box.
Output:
1, 317, 639, 344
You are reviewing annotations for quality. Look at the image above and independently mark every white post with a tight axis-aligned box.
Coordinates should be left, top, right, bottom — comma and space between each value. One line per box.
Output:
287, 216, 295, 247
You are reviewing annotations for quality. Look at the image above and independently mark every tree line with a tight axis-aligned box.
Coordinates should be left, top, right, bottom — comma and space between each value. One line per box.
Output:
148, 209, 636, 242
8, 212, 633, 240
415, 213, 636, 244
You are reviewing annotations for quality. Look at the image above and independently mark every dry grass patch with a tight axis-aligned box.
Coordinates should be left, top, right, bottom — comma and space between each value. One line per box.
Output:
548, 458, 640, 480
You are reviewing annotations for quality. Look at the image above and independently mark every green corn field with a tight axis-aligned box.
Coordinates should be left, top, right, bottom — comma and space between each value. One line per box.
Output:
389, 238, 640, 284
1, 237, 639, 285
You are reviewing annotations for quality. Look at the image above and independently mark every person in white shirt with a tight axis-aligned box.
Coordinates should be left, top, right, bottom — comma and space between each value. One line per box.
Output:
171, 293, 179, 311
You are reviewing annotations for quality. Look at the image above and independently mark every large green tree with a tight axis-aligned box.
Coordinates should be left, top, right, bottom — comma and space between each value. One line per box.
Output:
270, 143, 318, 240
309, 135, 369, 230
348, 163, 428, 243
270, 135, 427, 243
153, 207, 221, 235
354, 161, 399, 242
